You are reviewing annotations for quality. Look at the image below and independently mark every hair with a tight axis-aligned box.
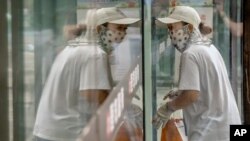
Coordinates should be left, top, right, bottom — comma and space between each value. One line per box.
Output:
63, 24, 86, 40
96, 23, 108, 33
183, 21, 212, 35
74, 24, 87, 36
199, 22, 212, 35
64, 22, 110, 41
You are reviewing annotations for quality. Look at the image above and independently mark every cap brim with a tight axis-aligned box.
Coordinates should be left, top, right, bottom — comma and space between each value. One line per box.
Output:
109, 18, 140, 25
156, 17, 181, 27
157, 17, 181, 24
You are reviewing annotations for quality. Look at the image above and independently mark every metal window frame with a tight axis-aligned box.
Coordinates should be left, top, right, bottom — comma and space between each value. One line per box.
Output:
243, 0, 250, 124
11, 0, 26, 140
0, 0, 9, 140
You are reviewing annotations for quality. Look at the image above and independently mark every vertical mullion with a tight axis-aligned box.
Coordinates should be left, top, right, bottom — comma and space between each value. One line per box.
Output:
0, 0, 9, 140
11, 0, 25, 140
243, 0, 250, 124
33, 0, 44, 113
143, 0, 154, 141
230, 0, 239, 99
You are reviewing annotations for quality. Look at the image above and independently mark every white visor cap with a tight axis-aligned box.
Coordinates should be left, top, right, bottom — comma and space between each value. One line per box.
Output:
96, 7, 140, 26
157, 6, 201, 29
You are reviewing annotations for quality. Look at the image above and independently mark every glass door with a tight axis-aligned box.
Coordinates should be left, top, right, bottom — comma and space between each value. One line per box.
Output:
145, 0, 243, 141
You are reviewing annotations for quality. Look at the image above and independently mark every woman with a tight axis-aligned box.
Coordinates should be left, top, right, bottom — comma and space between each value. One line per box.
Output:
33, 7, 139, 141
152, 6, 241, 141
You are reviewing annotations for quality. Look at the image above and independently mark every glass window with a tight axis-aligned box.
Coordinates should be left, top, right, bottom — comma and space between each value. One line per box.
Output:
0, 0, 244, 140
5, 0, 143, 141
148, 0, 243, 140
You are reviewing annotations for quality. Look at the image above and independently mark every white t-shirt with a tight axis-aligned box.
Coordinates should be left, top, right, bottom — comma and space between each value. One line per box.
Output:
33, 44, 111, 141
178, 44, 241, 141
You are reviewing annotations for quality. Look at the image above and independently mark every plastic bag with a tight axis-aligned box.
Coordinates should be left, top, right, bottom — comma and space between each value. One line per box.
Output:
161, 119, 183, 141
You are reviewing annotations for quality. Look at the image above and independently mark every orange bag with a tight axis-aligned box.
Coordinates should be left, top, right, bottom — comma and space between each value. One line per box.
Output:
161, 119, 183, 141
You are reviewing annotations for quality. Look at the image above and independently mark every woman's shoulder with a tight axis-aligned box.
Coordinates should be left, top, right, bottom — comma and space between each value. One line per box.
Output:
186, 43, 213, 53
182, 44, 214, 60
75, 44, 108, 59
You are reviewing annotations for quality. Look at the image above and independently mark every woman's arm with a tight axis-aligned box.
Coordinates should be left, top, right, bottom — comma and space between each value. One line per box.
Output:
80, 90, 109, 106
168, 90, 199, 111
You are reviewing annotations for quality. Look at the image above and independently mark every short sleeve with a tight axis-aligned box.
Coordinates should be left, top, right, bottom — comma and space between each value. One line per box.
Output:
79, 53, 111, 91
178, 53, 200, 91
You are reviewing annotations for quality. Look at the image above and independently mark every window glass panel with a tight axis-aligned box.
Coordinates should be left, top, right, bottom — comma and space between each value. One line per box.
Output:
150, 0, 243, 140
10, 0, 143, 141
4, 0, 244, 140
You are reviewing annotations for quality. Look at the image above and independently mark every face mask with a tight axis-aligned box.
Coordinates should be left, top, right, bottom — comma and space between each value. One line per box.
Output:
106, 29, 126, 44
169, 25, 190, 53
99, 26, 126, 54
